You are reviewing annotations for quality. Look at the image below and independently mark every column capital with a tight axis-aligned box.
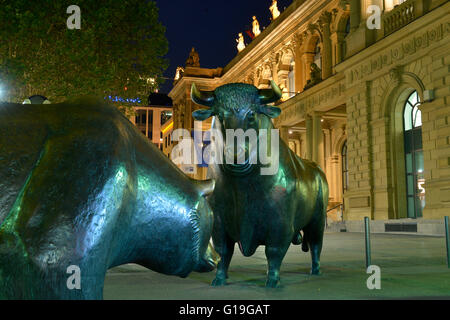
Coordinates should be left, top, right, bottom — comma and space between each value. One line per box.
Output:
319, 11, 332, 27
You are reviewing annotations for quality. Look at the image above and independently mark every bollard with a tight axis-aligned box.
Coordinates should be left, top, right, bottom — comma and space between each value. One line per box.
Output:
364, 217, 372, 268
445, 216, 450, 268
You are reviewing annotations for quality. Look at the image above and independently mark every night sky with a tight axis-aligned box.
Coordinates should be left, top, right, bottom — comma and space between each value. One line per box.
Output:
155, 0, 293, 94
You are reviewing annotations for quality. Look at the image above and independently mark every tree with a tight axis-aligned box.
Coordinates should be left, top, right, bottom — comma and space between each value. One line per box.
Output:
0, 0, 168, 107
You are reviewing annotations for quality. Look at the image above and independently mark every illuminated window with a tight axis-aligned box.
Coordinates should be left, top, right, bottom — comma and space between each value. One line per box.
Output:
403, 91, 424, 218
313, 40, 322, 70
288, 59, 295, 97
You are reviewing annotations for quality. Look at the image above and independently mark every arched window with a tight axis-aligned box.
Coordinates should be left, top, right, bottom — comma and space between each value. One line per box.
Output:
313, 39, 322, 70
403, 91, 424, 218
341, 140, 348, 193
288, 59, 295, 97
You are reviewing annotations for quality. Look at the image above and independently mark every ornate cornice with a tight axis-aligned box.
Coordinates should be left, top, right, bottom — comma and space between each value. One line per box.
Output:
344, 21, 450, 86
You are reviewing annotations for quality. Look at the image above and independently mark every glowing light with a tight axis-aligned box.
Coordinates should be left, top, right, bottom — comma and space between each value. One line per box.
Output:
162, 121, 174, 134
106, 96, 142, 104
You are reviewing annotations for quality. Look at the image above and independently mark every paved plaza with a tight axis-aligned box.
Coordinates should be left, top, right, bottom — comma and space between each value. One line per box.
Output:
103, 232, 450, 300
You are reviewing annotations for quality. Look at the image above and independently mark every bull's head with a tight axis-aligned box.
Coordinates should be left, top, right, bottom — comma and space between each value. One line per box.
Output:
191, 81, 282, 168
191, 81, 282, 123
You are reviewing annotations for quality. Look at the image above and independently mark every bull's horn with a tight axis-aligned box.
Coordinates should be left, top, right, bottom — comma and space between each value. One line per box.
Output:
191, 83, 215, 107
258, 80, 282, 105
192, 179, 216, 197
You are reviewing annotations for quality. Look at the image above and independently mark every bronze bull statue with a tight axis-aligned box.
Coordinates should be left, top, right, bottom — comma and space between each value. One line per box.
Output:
0, 99, 218, 299
191, 81, 329, 288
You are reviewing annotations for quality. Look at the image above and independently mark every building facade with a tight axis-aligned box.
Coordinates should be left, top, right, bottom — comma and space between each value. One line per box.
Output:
129, 93, 173, 150
169, 0, 450, 228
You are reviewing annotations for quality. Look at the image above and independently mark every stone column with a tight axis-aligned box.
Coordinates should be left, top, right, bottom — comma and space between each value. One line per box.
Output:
270, 54, 279, 85
301, 53, 315, 84
330, 154, 341, 202
305, 115, 313, 160
350, 0, 361, 30
330, 31, 347, 67
145, 109, 149, 138
280, 126, 289, 145
295, 140, 301, 157
319, 12, 332, 80
299, 132, 307, 158
292, 33, 304, 93
312, 112, 325, 169
324, 128, 331, 162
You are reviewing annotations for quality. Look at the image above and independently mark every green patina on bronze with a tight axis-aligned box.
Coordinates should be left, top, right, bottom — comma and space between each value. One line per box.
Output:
192, 81, 329, 288
0, 99, 218, 299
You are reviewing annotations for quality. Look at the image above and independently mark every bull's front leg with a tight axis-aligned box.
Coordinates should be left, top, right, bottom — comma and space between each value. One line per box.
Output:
211, 229, 235, 287
265, 244, 290, 288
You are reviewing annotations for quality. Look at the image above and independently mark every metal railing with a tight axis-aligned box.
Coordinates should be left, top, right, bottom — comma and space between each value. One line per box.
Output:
326, 203, 344, 228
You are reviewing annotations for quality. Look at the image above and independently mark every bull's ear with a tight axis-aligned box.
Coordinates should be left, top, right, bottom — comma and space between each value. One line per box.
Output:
258, 105, 281, 119
193, 109, 215, 121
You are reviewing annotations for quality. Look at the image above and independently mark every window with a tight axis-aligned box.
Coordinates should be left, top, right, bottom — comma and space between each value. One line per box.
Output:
161, 111, 173, 126
345, 18, 350, 34
403, 91, 424, 218
313, 40, 322, 70
341, 140, 348, 193
288, 59, 295, 97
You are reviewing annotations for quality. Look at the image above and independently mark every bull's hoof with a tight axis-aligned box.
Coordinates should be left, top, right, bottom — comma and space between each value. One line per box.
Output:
211, 277, 227, 287
265, 278, 280, 288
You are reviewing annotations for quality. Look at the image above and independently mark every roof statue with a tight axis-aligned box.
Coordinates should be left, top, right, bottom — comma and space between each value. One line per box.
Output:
185, 47, 200, 67
236, 33, 246, 52
270, 0, 281, 20
252, 16, 261, 37
174, 66, 185, 81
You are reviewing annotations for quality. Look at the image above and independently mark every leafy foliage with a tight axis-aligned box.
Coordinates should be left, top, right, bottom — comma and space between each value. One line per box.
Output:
0, 0, 168, 105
